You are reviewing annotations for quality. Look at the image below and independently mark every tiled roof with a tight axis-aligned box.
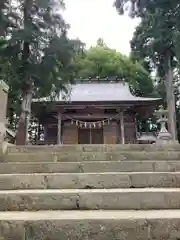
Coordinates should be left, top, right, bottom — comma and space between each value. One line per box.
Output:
33, 81, 161, 103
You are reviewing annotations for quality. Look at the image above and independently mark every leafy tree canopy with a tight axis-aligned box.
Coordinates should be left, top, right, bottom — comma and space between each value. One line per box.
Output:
73, 41, 156, 97
114, 0, 180, 140
114, 0, 180, 18
0, 0, 82, 129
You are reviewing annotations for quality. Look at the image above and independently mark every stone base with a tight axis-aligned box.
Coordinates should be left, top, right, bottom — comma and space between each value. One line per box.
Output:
1, 143, 180, 239
0, 141, 11, 157
1, 188, 180, 211
156, 139, 179, 145
1, 172, 180, 190
0, 210, 180, 240
0, 122, 6, 142
0, 160, 179, 174
4, 150, 180, 162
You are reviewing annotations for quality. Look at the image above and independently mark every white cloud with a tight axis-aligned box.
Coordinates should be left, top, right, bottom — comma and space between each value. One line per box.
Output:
63, 0, 140, 55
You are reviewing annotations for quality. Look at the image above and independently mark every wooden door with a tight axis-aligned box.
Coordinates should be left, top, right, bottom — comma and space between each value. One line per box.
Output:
78, 128, 90, 144
91, 128, 103, 144
78, 127, 103, 144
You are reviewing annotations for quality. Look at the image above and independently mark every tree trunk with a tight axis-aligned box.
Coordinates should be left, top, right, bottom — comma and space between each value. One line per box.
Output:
165, 55, 177, 140
16, 88, 32, 145
16, 0, 32, 145
0, 0, 7, 37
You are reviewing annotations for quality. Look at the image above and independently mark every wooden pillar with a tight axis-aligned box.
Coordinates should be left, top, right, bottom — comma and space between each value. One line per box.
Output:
120, 110, 125, 144
57, 112, 62, 144
135, 113, 138, 140
89, 128, 92, 144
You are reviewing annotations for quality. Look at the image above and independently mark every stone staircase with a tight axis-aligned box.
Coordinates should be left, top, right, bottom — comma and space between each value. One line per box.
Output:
1, 144, 180, 239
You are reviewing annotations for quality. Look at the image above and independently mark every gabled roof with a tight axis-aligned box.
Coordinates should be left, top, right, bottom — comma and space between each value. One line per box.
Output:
33, 80, 161, 103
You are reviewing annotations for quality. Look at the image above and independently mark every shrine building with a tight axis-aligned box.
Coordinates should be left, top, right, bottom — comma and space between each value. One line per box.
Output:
30, 79, 162, 145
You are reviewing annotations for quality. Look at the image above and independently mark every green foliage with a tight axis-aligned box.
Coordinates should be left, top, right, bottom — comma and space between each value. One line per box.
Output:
0, 0, 82, 126
114, 0, 180, 18
114, 0, 146, 17
114, 0, 180, 72
114, 0, 180, 69
73, 43, 156, 97
114, 0, 180, 139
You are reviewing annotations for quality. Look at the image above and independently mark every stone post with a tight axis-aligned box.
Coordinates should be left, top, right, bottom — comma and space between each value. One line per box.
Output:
0, 81, 9, 156
0, 80, 9, 142
155, 107, 178, 144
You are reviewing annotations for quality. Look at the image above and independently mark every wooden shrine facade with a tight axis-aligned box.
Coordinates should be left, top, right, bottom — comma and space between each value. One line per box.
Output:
16, 79, 162, 145
36, 108, 138, 145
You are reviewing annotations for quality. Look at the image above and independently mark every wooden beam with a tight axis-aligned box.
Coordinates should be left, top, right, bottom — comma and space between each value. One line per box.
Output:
61, 114, 118, 120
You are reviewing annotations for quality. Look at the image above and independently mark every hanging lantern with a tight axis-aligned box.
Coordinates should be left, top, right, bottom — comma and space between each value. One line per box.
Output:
108, 119, 110, 124
89, 123, 92, 129
98, 122, 101, 128
93, 122, 96, 128
80, 122, 83, 128
85, 122, 87, 128
76, 120, 78, 126
71, 119, 74, 124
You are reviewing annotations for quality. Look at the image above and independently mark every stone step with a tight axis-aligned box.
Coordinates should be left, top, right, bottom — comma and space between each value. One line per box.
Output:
1, 161, 180, 173
0, 210, 180, 240
6, 144, 180, 153
3, 151, 180, 162
1, 172, 180, 190
1, 188, 180, 211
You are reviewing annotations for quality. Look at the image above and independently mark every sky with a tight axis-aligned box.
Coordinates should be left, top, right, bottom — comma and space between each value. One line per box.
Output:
63, 0, 140, 56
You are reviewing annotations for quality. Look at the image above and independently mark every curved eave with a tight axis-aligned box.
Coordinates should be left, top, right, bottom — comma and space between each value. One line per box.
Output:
32, 98, 162, 108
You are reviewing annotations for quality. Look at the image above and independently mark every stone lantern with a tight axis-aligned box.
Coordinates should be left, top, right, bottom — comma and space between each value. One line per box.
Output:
155, 107, 178, 144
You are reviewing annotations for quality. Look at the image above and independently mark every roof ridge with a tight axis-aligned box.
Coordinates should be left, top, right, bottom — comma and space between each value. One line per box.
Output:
74, 78, 125, 84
